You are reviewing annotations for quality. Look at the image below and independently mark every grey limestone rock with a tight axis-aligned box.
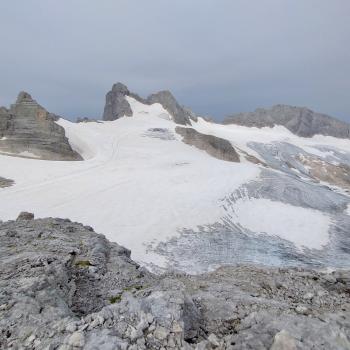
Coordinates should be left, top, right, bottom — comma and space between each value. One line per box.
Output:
102, 83, 133, 121
102, 82, 192, 125
176, 126, 240, 162
224, 104, 350, 138
147, 90, 192, 125
0, 92, 82, 160
16, 211, 34, 220
0, 176, 14, 188
1, 216, 349, 349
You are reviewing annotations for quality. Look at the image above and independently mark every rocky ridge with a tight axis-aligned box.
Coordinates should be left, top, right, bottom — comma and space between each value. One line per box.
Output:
0, 92, 82, 160
0, 214, 349, 349
102, 83, 192, 125
224, 104, 350, 139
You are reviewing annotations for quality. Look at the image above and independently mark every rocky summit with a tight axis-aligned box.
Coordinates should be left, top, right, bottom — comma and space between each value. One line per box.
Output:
0, 214, 349, 350
102, 83, 192, 125
0, 92, 82, 160
224, 104, 350, 138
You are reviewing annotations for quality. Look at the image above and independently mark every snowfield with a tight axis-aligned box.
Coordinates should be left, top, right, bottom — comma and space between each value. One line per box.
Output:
0, 97, 349, 271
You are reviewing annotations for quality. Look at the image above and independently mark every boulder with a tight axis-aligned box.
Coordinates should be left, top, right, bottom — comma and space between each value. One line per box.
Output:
16, 211, 34, 220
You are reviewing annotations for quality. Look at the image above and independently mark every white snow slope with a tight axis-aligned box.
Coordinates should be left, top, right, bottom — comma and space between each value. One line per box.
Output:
0, 97, 349, 269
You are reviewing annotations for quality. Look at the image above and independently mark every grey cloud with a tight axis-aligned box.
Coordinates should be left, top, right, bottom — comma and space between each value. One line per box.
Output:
0, 0, 349, 122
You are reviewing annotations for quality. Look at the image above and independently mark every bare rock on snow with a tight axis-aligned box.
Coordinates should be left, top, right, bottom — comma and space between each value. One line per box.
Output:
0, 92, 82, 160
102, 82, 192, 125
176, 126, 240, 162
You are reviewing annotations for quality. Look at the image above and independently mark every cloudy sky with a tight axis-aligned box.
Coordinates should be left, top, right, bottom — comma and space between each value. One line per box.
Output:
0, 0, 349, 122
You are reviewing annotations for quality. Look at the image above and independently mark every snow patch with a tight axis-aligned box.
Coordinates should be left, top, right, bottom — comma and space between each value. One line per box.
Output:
233, 198, 330, 250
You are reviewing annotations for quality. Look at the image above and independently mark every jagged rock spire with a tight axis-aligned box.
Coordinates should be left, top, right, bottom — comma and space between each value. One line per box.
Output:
102, 82, 192, 125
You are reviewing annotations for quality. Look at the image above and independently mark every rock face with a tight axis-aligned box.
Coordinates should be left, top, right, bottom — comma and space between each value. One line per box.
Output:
224, 104, 350, 138
102, 83, 133, 121
147, 90, 191, 125
1, 216, 349, 349
102, 82, 192, 125
176, 126, 240, 162
0, 92, 82, 160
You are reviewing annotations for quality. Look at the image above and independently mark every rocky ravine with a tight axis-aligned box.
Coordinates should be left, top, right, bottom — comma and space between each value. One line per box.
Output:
0, 214, 349, 349
0, 92, 82, 161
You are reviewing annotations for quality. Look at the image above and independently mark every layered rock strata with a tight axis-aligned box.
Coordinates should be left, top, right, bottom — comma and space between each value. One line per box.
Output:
0, 92, 82, 160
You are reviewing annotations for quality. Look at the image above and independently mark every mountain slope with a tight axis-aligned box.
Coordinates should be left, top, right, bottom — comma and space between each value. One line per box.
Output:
0, 94, 349, 272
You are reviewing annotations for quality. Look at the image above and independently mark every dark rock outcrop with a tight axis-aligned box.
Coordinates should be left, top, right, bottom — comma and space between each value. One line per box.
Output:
224, 104, 350, 138
102, 83, 192, 125
0, 92, 82, 160
176, 126, 240, 162
102, 83, 133, 121
0, 216, 349, 349
0, 176, 14, 188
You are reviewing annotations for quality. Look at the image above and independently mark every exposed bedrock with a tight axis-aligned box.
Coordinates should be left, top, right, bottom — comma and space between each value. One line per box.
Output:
102, 82, 192, 125
176, 126, 240, 162
102, 83, 133, 121
224, 104, 350, 139
147, 90, 192, 125
0, 176, 14, 188
0, 92, 82, 160
0, 215, 349, 349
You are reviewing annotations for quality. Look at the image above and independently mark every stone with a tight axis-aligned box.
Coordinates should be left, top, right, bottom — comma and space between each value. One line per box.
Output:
0, 92, 82, 160
16, 211, 34, 220
207, 334, 220, 347
0, 176, 14, 188
153, 326, 169, 341
270, 330, 297, 350
295, 305, 311, 315
68, 332, 85, 348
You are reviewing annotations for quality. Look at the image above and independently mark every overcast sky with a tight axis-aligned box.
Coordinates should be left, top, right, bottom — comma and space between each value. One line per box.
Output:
0, 0, 349, 122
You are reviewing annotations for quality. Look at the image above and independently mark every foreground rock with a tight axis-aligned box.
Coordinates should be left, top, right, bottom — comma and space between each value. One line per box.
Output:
224, 104, 350, 139
102, 82, 192, 125
0, 92, 82, 160
176, 126, 240, 162
0, 216, 349, 349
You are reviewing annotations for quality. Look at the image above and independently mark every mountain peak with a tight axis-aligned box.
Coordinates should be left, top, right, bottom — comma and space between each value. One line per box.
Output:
111, 82, 129, 95
15, 91, 35, 104
102, 83, 192, 125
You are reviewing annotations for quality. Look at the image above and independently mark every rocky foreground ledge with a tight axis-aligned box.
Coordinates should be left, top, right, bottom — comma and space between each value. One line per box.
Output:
0, 215, 349, 350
